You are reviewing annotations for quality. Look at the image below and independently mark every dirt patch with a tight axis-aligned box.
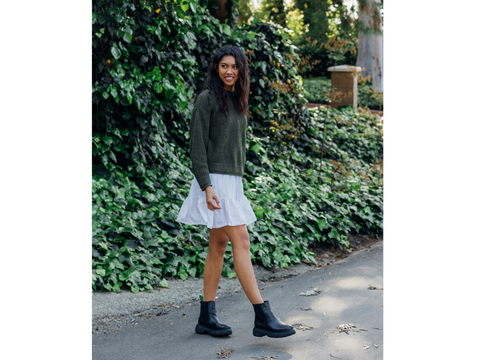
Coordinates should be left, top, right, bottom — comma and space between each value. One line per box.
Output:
309, 234, 382, 265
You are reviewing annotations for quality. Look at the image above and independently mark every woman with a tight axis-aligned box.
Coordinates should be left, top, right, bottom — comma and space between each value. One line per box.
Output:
176, 46, 296, 338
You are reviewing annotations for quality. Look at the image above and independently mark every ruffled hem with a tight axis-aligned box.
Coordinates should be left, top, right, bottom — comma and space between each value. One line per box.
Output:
176, 195, 257, 229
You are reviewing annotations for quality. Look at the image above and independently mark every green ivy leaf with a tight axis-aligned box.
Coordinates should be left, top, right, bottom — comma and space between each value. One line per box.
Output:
178, 265, 188, 281
126, 92, 133, 104
111, 45, 121, 60
95, 269, 106, 276
109, 151, 117, 163
328, 228, 340, 239
251, 143, 261, 153
95, 28, 104, 38
162, 79, 176, 98
246, 31, 256, 41
187, 267, 197, 278
159, 278, 170, 288
254, 207, 264, 219
318, 218, 327, 231
153, 83, 163, 94
221, 24, 232, 36
123, 32, 132, 43
180, 1, 189, 12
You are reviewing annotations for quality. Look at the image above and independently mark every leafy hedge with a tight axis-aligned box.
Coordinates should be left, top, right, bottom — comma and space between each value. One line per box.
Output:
92, 0, 383, 293
297, 42, 357, 79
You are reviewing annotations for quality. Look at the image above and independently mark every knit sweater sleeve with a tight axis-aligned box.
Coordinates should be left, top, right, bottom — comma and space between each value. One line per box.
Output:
189, 91, 212, 191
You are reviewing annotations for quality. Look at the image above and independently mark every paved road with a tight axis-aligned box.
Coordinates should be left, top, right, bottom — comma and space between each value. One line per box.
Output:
93, 242, 383, 360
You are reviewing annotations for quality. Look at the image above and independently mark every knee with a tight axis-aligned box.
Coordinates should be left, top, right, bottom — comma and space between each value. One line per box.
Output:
233, 234, 251, 252
210, 239, 229, 257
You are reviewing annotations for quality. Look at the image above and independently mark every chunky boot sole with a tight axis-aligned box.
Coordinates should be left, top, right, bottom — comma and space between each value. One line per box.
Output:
253, 326, 296, 338
195, 323, 232, 337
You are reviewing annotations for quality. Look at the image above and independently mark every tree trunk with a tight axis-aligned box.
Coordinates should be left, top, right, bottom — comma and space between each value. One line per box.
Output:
211, 0, 230, 24
356, 0, 383, 92
372, 31, 383, 92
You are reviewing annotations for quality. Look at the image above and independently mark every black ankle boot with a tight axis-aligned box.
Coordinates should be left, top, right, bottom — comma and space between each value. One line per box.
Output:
252, 300, 296, 338
195, 301, 232, 337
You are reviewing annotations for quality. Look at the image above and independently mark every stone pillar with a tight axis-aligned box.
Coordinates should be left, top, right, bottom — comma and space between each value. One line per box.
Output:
327, 65, 362, 109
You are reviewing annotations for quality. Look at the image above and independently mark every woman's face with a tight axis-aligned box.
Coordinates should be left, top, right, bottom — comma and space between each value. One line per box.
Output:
217, 55, 238, 91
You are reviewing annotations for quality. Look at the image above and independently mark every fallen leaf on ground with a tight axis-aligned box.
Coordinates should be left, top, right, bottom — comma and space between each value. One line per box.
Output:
368, 285, 383, 290
362, 345, 370, 350
299, 307, 313, 311
337, 323, 355, 331
330, 323, 368, 335
299, 287, 321, 296
292, 323, 314, 331
217, 347, 234, 359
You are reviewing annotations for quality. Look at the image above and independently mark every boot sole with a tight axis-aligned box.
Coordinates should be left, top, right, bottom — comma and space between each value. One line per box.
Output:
253, 327, 296, 338
195, 323, 232, 337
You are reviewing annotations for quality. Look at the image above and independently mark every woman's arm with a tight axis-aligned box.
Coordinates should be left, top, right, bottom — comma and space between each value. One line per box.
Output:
190, 91, 212, 191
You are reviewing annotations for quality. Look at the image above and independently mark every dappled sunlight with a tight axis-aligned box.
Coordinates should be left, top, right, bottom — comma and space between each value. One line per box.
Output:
334, 274, 383, 290
334, 276, 370, 289
310, 295, 350, 316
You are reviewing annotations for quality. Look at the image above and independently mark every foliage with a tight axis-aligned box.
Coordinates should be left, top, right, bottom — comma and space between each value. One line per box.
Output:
233, 21, 313, 145
297, 41, 357, 79
93, 137, 100, 148
291, 0, 356, 45
303, 77, 331, 104
302, 76, 383, 111
244, 106, 383, 253
253, 1, 358, 79
294, 53, 322, 77
237, 0, 253, 24
92, 0, 383, 293
257, 0, 287, 27
284, 5, 305, 44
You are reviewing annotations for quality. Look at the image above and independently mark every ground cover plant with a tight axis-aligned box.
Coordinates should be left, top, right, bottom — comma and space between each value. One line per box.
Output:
92, 0, 383, 293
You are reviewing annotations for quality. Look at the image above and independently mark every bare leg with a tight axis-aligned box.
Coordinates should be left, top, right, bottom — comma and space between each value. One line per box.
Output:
222, 224, 264, 305
203, 227, 229, 301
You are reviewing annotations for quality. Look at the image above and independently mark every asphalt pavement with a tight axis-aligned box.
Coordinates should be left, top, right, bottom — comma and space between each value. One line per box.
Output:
92, 241, 383, 360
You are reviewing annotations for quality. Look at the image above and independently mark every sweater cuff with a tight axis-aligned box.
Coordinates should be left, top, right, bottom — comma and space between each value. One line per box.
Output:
196, 172, 212, 192
201, 183, 212, 191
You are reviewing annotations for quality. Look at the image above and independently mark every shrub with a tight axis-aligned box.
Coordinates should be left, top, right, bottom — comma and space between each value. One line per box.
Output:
297, 42, 357, 79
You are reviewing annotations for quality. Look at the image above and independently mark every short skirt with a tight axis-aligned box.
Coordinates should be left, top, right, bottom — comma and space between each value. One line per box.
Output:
176, 173, 257, 229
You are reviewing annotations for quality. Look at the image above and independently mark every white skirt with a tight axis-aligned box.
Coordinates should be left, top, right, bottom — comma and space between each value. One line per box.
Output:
176, 173, 257, 229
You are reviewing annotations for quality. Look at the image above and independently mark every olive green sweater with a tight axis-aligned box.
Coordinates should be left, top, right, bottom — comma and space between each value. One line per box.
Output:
189, 89, 247, 191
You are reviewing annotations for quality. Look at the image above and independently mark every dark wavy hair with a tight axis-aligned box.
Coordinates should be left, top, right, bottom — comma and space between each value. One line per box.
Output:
195, 46, 251, 118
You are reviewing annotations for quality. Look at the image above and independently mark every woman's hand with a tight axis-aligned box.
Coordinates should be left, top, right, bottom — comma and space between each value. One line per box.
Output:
205, 186, 222, 211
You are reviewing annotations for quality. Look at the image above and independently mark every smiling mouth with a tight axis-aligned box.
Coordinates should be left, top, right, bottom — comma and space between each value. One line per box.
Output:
224, 77, 234, 82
